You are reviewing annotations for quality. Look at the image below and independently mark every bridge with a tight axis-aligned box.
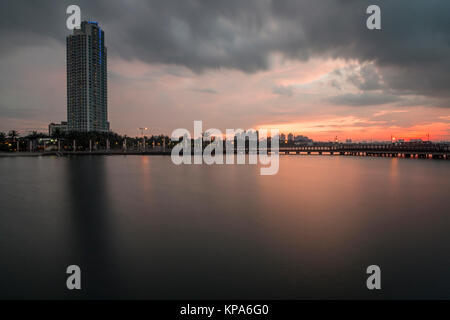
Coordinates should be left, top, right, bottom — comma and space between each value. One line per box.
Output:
272, 143, 450, 159
62, 142, 450, 159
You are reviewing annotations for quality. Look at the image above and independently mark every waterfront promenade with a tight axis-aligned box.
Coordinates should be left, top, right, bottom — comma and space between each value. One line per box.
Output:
1, 142, 449, 159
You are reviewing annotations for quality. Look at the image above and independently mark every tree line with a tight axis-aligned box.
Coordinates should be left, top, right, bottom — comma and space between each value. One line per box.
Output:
0, 129, 172, 152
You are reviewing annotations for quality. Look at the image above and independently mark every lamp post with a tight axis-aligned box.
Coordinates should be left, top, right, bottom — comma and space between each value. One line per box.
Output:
138, 127, 148, 151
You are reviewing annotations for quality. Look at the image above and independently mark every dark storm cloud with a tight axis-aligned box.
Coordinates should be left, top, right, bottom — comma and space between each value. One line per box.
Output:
1, 0, 450, 101
346, 64, 383, 92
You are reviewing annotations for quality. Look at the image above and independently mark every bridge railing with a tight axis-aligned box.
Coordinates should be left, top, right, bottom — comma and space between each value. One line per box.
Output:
275, 143, 450, 153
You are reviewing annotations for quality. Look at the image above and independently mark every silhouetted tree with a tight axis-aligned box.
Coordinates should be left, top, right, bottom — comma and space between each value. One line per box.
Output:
51, 128, 65, 139
25, 131, 47, 139
8, 130, 19, 141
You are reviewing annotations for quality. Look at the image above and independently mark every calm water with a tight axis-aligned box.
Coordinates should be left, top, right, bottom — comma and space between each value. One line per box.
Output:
0, 155, 450, 299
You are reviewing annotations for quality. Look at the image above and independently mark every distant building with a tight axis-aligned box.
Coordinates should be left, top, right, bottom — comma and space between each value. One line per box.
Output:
49, 121, 68, 136
294, 135, 313, 145
287, 133, 294, 142
345, 139, 352, 143
280, 133, 286, 142
67, 21, 109, 132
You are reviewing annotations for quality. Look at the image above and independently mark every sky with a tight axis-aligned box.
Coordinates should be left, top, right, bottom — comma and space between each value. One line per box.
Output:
0, 0, 449, 141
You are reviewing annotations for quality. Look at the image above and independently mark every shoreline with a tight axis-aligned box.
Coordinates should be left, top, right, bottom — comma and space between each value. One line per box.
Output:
1, 150, 449, 160
0, 151, 172, 157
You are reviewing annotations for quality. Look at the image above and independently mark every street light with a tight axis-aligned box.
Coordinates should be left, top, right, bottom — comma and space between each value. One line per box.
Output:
138, 127, 148, 150
139, 127, 148, 136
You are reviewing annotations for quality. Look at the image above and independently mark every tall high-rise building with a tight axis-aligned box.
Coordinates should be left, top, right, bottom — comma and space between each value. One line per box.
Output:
67, 21, 109, 132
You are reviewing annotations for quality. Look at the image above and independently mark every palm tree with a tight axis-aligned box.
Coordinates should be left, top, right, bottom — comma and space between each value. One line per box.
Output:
51, 128, 64, 139
8, 130, 19, 141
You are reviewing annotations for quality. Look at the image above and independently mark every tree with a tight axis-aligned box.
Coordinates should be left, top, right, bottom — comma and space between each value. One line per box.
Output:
0, 132, 8, 152
25, 131, 46, 140
7, 130, 19, 141
51, 128, 64, 139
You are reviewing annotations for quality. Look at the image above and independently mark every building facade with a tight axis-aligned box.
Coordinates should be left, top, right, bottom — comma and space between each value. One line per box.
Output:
67, 21, 109, 132
48, 121, 68, 136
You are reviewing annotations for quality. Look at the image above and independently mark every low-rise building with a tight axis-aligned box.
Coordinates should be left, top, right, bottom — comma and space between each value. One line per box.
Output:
48, 121, 68, 136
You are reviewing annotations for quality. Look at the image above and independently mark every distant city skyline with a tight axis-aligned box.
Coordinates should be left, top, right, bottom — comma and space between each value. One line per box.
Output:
0, 1, 449, 142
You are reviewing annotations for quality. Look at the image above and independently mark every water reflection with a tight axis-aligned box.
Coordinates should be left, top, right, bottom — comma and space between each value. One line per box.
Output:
65, 156, 121, 298
0, 156, 449, 299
